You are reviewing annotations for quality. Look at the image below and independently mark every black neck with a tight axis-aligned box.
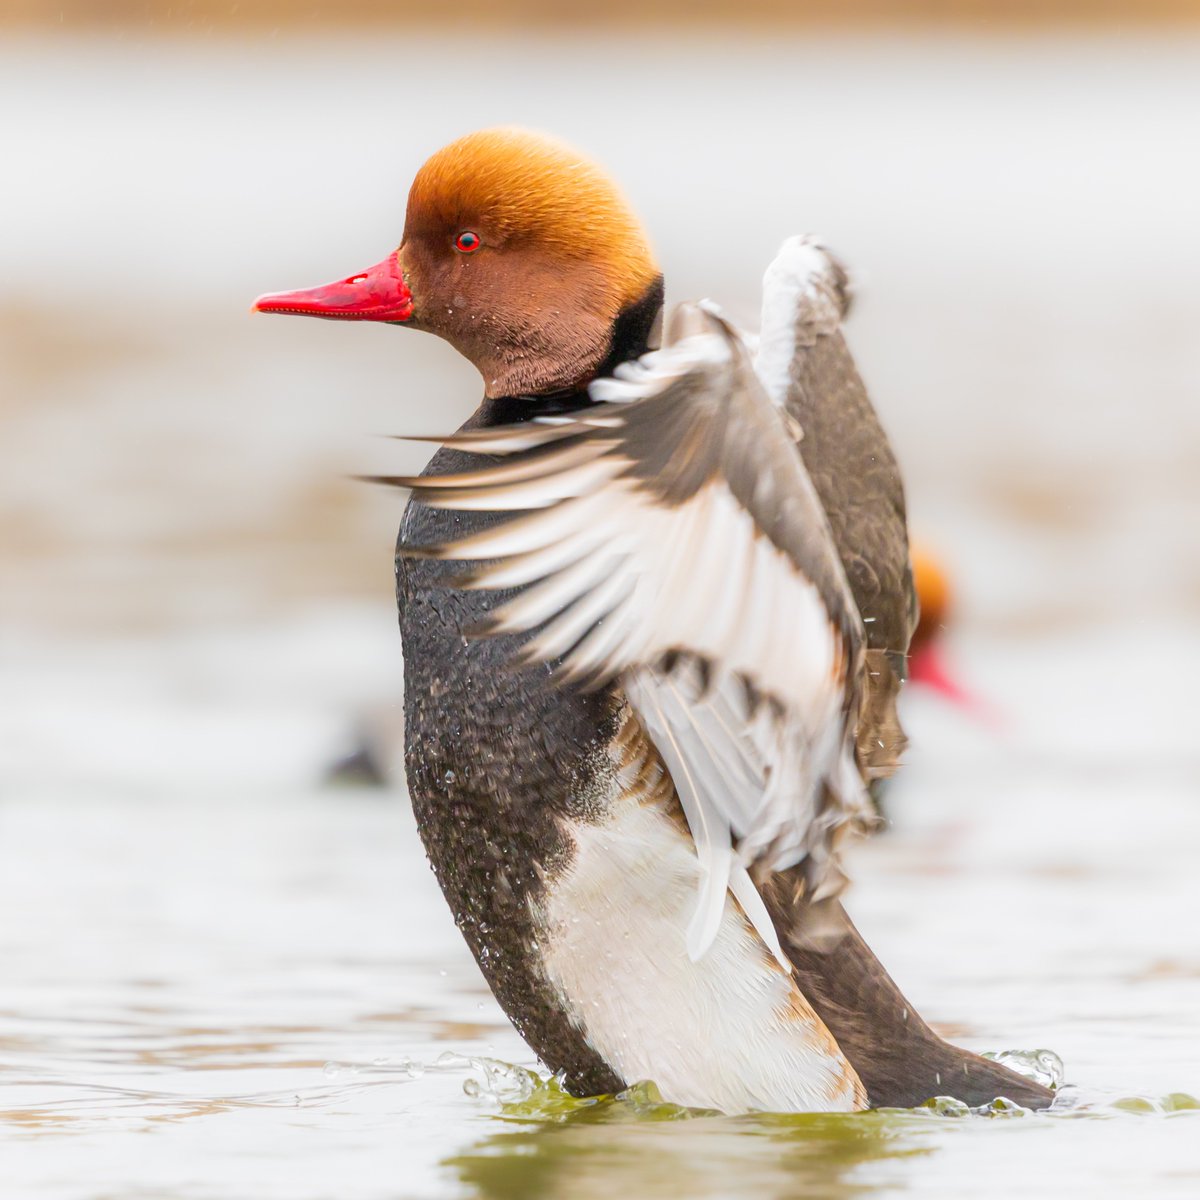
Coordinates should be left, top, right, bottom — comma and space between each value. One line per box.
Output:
476, 276, 664, 428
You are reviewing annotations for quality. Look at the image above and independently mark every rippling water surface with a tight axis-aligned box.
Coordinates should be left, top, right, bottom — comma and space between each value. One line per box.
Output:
3, 28, 1200, 1200
4, 622, 1199, 1198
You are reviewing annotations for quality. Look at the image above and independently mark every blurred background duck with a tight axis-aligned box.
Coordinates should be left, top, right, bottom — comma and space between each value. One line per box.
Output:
907, 545, 994, 716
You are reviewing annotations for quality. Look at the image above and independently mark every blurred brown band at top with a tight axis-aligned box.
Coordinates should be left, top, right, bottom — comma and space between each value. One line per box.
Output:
9, 0, 1200, 28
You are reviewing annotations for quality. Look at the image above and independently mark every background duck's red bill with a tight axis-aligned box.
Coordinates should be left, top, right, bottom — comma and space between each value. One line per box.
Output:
252, 253, 413, 322
909, 641, 1004, 727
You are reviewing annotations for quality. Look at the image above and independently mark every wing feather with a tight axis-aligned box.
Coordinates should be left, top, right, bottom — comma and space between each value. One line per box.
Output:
754, 235, 914, 783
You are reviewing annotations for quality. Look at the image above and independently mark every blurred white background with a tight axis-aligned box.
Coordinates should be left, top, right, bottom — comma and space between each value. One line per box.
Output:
1, 12, 1199, 1199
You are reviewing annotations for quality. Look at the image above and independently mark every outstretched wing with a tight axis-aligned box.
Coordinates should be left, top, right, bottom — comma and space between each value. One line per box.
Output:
382, 304, 874, 963
755, 236, 914, 781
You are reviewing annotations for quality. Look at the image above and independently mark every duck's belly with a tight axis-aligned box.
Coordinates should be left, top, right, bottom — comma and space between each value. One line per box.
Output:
530, 799, 866, 1113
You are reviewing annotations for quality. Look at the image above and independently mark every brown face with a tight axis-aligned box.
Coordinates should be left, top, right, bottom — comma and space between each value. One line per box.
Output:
398, 211, 619, 396
254, 127, 661, 399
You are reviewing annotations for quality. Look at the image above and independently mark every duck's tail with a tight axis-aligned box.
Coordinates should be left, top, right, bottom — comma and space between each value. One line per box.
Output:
763, 881, 1054, 1110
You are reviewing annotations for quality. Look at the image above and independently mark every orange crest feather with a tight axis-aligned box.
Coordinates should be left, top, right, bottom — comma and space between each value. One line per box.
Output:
406, 127, 660, 308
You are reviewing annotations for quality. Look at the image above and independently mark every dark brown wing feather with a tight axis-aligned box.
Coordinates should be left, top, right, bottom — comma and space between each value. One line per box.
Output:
760, 874, 1055, 1109
784, 327, 915, 668
767, 254, 915, 782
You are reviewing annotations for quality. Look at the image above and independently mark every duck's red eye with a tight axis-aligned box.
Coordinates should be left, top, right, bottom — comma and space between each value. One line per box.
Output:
455, 231, 481, 253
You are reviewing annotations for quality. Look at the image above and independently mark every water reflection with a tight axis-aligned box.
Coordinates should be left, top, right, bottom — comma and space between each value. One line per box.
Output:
448, 1105, 935, 1200
446, 1075, 1200, 1200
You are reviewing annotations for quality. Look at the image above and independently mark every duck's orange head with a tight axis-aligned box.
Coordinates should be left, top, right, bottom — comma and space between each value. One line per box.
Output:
910, 546, 952, 655
254, 128, 662, 398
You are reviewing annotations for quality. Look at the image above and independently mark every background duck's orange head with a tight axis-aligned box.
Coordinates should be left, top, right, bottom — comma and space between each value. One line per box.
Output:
255, 127, 662, 398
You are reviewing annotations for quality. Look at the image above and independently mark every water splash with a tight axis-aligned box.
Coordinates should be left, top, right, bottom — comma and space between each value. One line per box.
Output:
450, 1058, 718, 1121
459, 1058, 539, 1106
981, 1047, 1065, 1091
1108, 1093, 1200, 1116
327, 1049, 1198, 1129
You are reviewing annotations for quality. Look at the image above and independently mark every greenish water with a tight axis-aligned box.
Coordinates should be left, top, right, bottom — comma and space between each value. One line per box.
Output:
447, 1071, 1200, 1200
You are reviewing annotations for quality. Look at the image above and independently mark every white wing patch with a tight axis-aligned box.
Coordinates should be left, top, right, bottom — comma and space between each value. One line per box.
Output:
755, 236, 849, 408
440, 477, 841, 717
625, 661, 842, 967
588, 323, 733, 404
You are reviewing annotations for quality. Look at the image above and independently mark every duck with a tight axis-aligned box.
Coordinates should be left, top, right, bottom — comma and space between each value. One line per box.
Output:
907, 545, 988, 712
254, 127, 1051, 1113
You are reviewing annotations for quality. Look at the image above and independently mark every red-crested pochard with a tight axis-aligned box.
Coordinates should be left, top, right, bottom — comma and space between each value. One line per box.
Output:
255, 128, 1051, 1113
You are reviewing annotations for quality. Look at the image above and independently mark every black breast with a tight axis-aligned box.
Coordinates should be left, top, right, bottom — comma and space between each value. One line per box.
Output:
397, 447, 626, 1095
394, 284, 663, 1094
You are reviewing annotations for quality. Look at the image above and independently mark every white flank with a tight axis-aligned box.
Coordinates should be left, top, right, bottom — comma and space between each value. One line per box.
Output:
754, 235, 847, 408
532, 802, 866, 1114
